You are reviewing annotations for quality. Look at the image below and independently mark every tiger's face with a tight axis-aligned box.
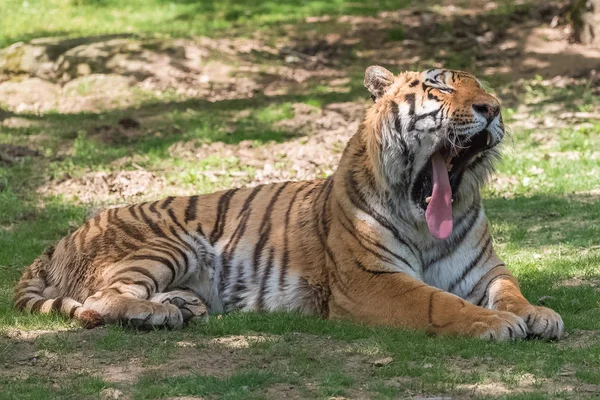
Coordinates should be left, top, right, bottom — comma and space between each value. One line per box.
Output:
363, 66, 504, 239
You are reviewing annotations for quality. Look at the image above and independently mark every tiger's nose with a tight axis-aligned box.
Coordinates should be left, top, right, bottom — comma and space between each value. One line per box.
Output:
472, 102, 500, 124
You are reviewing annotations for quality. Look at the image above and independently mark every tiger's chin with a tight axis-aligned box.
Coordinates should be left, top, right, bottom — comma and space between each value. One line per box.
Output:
412, 128, 496, 214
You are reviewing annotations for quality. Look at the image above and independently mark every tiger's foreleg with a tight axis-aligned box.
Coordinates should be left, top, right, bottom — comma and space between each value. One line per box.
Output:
329, 267, 528, 340
465, 264, 564, 339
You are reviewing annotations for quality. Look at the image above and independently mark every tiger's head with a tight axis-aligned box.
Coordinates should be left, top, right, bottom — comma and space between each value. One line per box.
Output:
361, 66, 504, 240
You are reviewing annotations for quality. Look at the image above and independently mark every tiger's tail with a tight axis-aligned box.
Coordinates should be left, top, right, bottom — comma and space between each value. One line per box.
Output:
12, 247, 104, 328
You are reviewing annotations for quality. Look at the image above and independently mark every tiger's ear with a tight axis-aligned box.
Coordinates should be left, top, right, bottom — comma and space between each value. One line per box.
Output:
364, 66, 395, 101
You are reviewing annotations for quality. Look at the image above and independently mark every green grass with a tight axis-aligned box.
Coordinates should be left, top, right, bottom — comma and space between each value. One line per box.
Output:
0, 0, 412, 49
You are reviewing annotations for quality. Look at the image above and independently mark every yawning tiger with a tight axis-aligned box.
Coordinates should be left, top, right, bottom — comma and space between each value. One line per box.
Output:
14, 66, 563, 340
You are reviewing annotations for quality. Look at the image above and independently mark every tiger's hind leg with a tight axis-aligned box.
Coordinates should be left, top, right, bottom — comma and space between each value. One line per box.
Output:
149, 290, 208, 323
83, 289, 184, 329
82, 255, 190, 329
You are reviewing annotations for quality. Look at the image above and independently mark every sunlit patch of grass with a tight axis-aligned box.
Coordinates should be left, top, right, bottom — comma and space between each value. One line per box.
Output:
0, 0, 411, 48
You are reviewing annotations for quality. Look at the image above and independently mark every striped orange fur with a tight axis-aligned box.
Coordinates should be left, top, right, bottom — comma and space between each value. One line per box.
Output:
13, 67, 563, 340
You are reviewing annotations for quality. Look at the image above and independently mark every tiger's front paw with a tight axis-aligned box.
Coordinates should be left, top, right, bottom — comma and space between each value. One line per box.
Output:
518, 305, 564, 340
471, 311, 528, 341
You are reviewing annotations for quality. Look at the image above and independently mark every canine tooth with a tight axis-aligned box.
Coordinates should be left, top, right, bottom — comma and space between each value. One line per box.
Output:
447, 163, 453, 172
425, 196, 432, 204
486, 132, 492, 146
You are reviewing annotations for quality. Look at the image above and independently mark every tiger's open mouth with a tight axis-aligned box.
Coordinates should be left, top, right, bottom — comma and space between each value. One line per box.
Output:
411, 129, 494, 239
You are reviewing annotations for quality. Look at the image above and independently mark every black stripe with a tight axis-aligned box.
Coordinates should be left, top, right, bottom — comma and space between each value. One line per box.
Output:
168, 225, 196, 255
337, 209, 394, 266
51, 297, 64, 312
30, 299, 45, 312
257, 248, 275, 311
404, 93, 416, 115
448, 235, 492, 293
279, 183, 310, 292
316, 177, 334, 239
76, 219, 92, 251
121, 240, 141, 251
219, 186, 265, 296
114, 278, 155, 297
344, 169, 418, 258
128, 205, 140, 220
69, 305, 81, 318
139, 206, 168, 238
104, 228, 129, 259
150, 242, 186, 276
252, 183, 290, 275
155, 238, 192, 276
14, 283, 42, 294
354, 259, 402, 275
469, 267, 509, 305
110, 266, 161, 293
167, 208, 186, 231
184, 196, 199, 224
209, 189, 239, 244
163, 209, 202, 254
149, 201, 161, 216
238, 185, 263, 218
337, 201, 413, 269
129, 254, 177, 281
409, 79, 419, 87
15, 296, 36, 310
391, 102, 403, 135
425, 204, 481, 269
428, 290, 453, 329
161, 196, 175, 209
427, 91, 440, 101
113, 210, 146, 242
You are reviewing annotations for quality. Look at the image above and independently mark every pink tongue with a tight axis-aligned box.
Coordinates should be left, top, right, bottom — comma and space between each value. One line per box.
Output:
425, 152, 453, 240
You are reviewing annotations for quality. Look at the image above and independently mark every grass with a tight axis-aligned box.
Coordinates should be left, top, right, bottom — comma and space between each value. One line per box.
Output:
1, 0, 600, 399
0, 0, 413, 49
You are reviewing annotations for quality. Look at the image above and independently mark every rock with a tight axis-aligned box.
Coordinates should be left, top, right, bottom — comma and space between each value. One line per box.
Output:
0, 34, 143, 82
100, 388, 124, 400
60, 74, 134, 112
0, 42, 52, 77
0, 78, 59, 112
372, 357, 393, 367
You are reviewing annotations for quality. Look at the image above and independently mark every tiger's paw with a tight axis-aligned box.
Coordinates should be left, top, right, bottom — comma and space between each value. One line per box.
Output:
149, 290, 208, 323
471, 311, 528, 341
517, 305, 564, 340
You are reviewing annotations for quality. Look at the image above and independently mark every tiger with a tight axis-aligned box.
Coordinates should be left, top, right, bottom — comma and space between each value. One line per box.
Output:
13, 66, 564, 340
